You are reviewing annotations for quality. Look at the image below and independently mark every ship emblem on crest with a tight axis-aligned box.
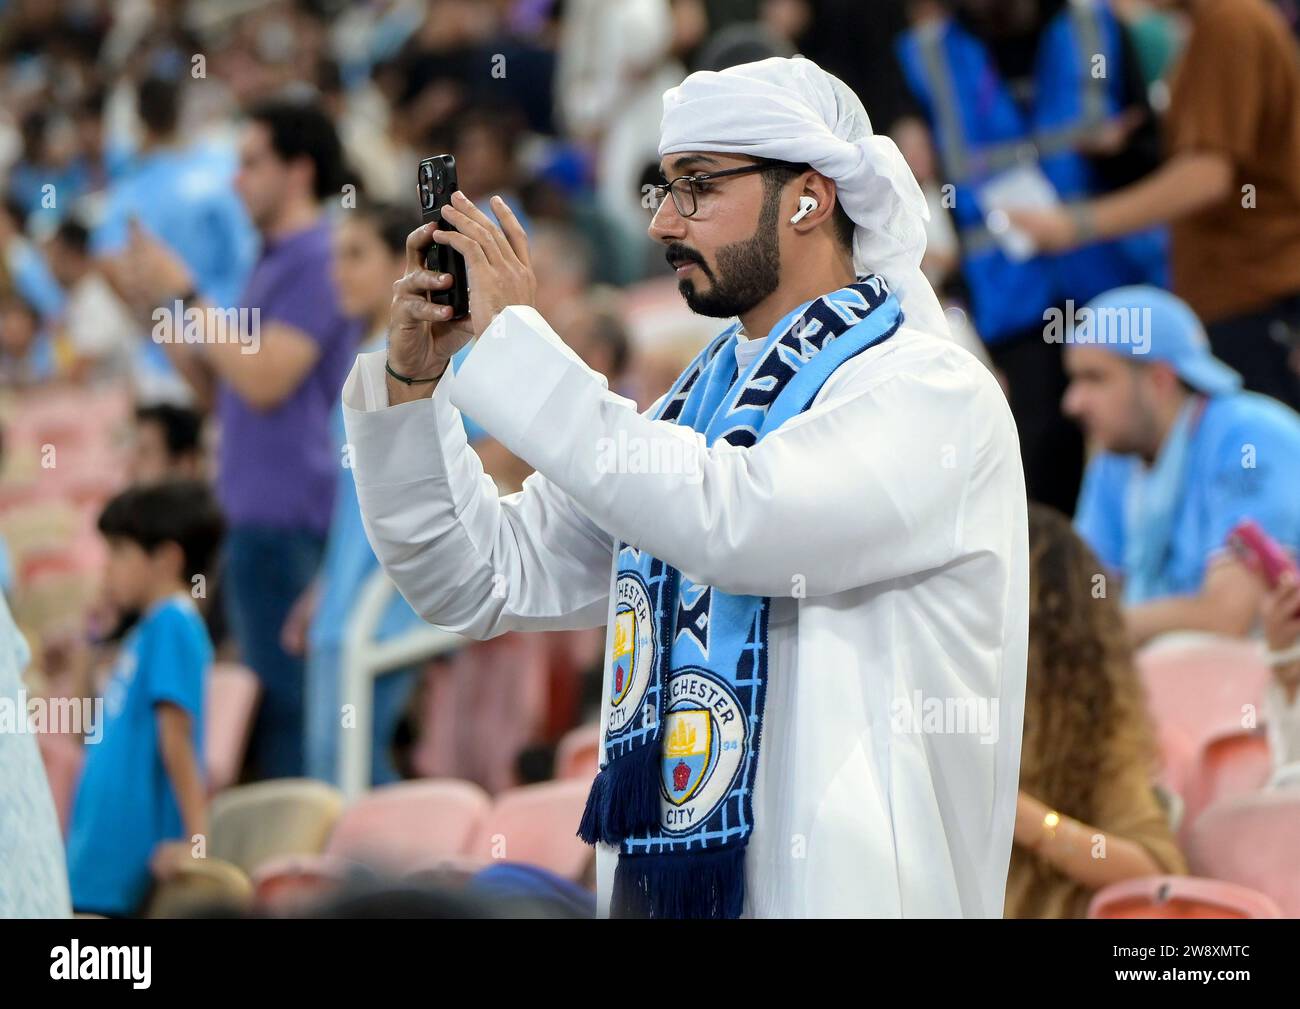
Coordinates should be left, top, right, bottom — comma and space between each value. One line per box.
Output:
606, 573, 655, 733
662, 708, 712, 805
610, 609, 636, 704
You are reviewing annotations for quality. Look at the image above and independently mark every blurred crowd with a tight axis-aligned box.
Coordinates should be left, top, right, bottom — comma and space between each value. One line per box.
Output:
2, 0, 1300, 919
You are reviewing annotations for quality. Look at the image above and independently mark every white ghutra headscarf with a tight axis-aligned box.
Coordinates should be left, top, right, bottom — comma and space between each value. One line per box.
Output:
658, 55, 950, 339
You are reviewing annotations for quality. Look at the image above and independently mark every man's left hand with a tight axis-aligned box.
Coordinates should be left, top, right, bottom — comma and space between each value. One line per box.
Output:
432, 192, 535, 338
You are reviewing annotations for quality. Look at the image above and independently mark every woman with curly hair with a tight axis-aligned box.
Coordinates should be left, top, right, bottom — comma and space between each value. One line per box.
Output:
1005, 503, 1187, 918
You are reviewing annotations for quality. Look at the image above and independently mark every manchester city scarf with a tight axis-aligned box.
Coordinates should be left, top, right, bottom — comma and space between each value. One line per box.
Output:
577, 276, 905, 918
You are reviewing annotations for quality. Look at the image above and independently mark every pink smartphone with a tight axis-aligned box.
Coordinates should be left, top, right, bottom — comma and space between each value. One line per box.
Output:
1225, 519, 1299, 589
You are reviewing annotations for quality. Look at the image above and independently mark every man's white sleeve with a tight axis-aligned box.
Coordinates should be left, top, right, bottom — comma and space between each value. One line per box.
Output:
342, 349, 614, 639
451, 307, 1009, 598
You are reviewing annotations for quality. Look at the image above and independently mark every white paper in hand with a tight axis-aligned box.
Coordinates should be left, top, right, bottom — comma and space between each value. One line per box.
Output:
976, 162, 1060, 262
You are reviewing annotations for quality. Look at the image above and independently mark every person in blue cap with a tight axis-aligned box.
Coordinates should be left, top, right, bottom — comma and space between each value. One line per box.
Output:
1063, 285, 1300, 646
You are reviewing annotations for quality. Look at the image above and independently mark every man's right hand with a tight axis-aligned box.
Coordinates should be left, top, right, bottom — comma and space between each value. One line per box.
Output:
386, 221, 474, 404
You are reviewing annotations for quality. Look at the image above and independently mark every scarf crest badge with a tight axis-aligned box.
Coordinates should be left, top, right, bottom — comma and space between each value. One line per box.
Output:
578, 275, 904, 918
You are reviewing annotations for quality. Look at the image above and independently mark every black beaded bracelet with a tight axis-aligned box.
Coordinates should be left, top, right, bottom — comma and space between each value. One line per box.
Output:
385, 357, 449, 385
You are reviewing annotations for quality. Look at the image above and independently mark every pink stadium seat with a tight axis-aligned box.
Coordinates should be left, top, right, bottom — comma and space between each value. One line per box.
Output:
37, 733, 83, 834
1137, 638, 1271, 792
205, 663, 261, 795
1180, 730, 1273, 839
1187, 788, 1300, 916
1154, 724, 1194, 797
554, 723, 600, 782
209, 779, 343, 874
469, 779, 593, 880
324, 779, 492, 874
1088, 875, 1282, 919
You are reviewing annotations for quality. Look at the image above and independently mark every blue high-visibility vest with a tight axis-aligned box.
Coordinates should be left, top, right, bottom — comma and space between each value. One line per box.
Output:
896, 2, 1168, 344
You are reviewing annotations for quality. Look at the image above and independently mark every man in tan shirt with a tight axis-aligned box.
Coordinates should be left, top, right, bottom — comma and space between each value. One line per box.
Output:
1012, 0, 1300, 412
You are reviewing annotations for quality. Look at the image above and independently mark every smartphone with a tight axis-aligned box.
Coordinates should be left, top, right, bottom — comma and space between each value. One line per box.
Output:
1226, 519, 1300, 589
417, 154, 470, 320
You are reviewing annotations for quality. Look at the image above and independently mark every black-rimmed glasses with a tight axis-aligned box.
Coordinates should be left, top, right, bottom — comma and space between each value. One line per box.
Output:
649, 163, 793, 218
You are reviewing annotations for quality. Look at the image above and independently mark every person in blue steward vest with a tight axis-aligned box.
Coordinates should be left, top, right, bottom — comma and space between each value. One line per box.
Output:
895, 0, 1167, 514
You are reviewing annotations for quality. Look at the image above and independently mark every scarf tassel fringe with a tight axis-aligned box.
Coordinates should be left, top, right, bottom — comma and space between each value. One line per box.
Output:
576, 740, 661, 845
612, 845, 746, 919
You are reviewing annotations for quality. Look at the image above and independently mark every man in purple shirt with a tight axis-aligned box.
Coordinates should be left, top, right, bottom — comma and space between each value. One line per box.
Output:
120, 101, 357, 777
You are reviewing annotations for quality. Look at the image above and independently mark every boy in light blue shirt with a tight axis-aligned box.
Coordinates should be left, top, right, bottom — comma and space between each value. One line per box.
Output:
1065, 286, 1300, 645
65, 481, 223, 916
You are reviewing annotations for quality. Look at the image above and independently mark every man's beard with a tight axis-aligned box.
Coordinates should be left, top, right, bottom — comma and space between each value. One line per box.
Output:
668, 191, 781, 319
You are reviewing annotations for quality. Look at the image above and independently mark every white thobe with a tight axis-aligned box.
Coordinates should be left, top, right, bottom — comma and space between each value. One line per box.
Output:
342, 305, 1029, 918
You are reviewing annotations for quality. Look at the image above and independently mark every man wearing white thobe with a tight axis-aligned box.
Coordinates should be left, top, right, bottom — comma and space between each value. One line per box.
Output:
343, 57, 1028, 917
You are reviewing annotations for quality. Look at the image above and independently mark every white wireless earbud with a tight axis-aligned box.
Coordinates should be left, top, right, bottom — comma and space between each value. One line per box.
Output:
789, 196, 818, 225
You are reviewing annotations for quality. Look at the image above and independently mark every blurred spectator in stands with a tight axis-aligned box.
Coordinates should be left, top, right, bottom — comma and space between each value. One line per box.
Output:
1067, 286, 1300, 646
895, 0, 1167, 516
693, 9, 794, 73
1007, 503, 1186, 918
556, 0, 702, 263
307, 875, 588, 918
467, 862, 597, 917
0, 588, 71, 917
1258, 573, 1300, 777
0, 428, 11, 600
392, 0, 501, 142
443, 102, 532, 234
130, 403, 205, 485
215, 2, 332, 109
113, 100, 358, 779
280, 201, 422, 787
94, 73, 255, 303
94, 74, 257, 404
327, 0, 424, 93
565, 286, 635, 398
1110, 0, 1181, 92
529, 222, 593, 331
131, 400, 226, 653
1012, 0, 1300, 414
0, 197, 66, 322
488, 0, 563, 137
67, 481, 222, 916
322, 55, 414, 206
764, 0, 915, 136
71, 87, 129, 194
6, 108, 91, 227
0, 289, 55, 386
45, 217, 136, 383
